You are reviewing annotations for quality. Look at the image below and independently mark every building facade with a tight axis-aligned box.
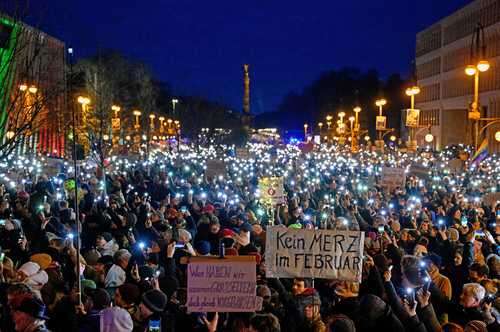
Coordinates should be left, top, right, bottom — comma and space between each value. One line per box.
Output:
415, 0, 500, 152
0, 14, 67, 157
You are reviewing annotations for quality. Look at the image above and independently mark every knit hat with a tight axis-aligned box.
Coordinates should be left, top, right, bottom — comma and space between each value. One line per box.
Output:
30, 254, 52, 270
15, 297, 49, 320
465, 320, 488, 332
18, 262, 41, 277
448, 228, 460, 242
202, 204, 215, 214
329, 314, 356, 332
240, 223, 253, 233
100, 307, 133, 332
221, 228, 236, 238
195, 241, 211, 255
300, 288, 321, 307
142, 289, 168, 313
81, 279, 97, 290
117, 283, 141, 305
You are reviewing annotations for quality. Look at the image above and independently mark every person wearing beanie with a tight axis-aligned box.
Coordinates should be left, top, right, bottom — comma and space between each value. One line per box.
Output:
298, 288, 326, 332
11, 297, 49, 332
133, 289, 168, 332
16, 262, 49, 299
115, 283, 141, 322
30, 254, 52, 270
100, 307, 133, 332
194, 241, 211, 256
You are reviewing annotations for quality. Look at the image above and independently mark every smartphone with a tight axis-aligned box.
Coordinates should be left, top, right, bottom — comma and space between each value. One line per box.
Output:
475, 230, 486, 238
0, 219, 5, 226
377, 225, 384, 234
149, 319, 161, 332
174, 244, 185, 249
461, 216, 468, 227
180, 206, 187, 213
0, 253, 5, 263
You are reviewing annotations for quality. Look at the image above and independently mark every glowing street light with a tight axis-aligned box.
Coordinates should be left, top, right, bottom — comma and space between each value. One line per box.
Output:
389, 135, 397, 142
375, 99, 387, 117
19, 84, 28, 92
424, 133, 434, 143
28, 86, 38, 94
303, 123, 308, 140
111, 105, 121, 117
495, 130, 500, 142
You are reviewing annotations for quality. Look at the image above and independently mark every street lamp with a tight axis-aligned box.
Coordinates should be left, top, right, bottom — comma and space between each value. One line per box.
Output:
19, 84, 27, 92
103, 134, 110, 141
303, 123, 308, 140
405, 86, 420, 151
133, 110, 142, 130
390, 135, 397, 142
424, 133, 434, 143
77, 96, 91, 125
375, 99, 387, 117
111, 105, 121, 118
149, 114, 156, 130
6, 131, 15, 140
172, 98, 179, 116
326, 115, 333, 130
495, 130, 500, 142
28, 85, 37, 94
318, 122, 323, 137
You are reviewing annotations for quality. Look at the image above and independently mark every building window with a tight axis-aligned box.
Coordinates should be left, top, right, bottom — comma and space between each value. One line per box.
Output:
416, 24, 442, 57
419, 109, 440, 126
416, 83, 440, 103
417, 57, 441, 79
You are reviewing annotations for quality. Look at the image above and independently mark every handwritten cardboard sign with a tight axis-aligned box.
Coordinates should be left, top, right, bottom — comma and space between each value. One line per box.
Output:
380, 167, 406, 189
265, 228, 364, 281
187, 256, 261, 312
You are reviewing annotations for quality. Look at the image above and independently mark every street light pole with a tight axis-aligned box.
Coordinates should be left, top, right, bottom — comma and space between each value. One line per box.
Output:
405, 86, 421, 151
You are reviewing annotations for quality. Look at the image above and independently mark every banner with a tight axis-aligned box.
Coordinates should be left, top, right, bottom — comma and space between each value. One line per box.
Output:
406, 109, 420, 127
380, 167, 406, 189
265, 228, 364, 281
376, 116, 387, 131
258, 177, 285, 205
187, 256, 261, 312
205, 160, 226, 178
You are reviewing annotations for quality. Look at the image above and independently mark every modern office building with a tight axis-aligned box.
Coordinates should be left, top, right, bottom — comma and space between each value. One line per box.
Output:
415, 0, 500, 152
0, 14, 67, 157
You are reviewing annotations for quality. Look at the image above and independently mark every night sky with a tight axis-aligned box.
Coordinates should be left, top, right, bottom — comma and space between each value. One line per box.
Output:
30, 0, 471, 114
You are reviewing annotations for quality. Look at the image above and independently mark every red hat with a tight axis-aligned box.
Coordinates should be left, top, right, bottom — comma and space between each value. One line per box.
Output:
221, 229, 236, 238
202, 204, 215, 214
18, 191, 30, 200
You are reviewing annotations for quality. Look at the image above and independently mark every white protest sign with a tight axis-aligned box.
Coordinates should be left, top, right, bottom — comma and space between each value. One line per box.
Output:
265, 228, 364, 281
205, 159, 227, 178
380, 167, 406, 189
258, 177, 285, 205
409, 163, 429, 180
187, 256, 262, 312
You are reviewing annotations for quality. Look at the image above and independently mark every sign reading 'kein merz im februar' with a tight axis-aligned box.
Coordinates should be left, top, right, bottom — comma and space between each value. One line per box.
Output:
265, 228, 364, 281
187, 257, 262, 312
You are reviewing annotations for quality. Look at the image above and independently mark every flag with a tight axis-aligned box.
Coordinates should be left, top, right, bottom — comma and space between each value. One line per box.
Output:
470, 138, 488, 167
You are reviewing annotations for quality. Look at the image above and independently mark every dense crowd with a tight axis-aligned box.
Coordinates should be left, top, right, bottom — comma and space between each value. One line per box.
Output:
0, 143, 498, 332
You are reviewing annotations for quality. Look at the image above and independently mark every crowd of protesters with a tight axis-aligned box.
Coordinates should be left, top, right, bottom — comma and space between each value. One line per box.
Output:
0, 142, 497, 332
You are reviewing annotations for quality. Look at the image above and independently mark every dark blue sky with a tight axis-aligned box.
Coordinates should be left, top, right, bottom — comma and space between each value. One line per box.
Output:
32, 0, 471, 113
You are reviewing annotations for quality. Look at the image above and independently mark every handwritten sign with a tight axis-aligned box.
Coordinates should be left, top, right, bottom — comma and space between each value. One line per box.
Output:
205, 160, 227, 178
380, 167, 406, 189
258, 177, 285, 205
265, 228, 364, 281
187, 257, 261, 312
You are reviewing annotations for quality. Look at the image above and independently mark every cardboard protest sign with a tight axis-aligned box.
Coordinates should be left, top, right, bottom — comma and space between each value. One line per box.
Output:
235, 148, 250, 159
483, 193, 500, 207
205, 160, 227, 178
380, 167, 406, 189
409, 163, 429, 180
258, 177, 285, 205
187, 256, 262, 312
265, 228, 364, 281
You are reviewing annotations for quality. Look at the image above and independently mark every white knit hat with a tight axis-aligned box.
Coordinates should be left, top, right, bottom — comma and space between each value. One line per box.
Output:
100, 307, 133, 332
18, 262, 40, 277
